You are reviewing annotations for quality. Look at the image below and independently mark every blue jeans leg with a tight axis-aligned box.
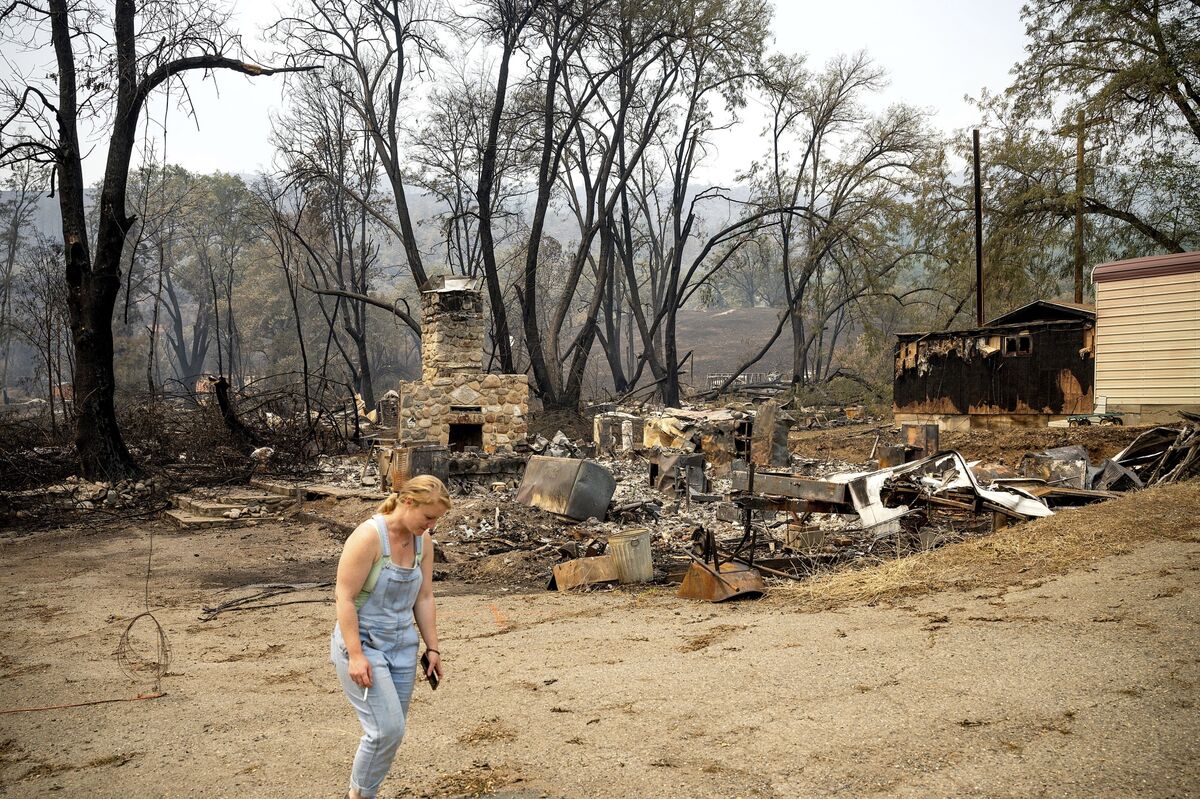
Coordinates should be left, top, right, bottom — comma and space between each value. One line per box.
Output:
334, 652, 415, 798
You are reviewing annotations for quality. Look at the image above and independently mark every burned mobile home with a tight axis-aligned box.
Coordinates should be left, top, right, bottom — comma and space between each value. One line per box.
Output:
894, 300, 1096, 430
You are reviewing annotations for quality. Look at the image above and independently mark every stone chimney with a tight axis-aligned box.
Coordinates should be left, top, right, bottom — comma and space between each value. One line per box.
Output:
420, 276, 485, 383
398, 275, 527, 454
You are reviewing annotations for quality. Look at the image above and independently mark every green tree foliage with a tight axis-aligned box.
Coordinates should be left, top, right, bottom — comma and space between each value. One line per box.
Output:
994, 0, 1199, 257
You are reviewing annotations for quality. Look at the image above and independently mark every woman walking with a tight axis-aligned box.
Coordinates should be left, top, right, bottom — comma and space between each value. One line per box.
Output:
331, 474, 450, 799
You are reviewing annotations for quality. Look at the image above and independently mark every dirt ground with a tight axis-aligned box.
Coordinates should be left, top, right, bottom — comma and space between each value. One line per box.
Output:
789, 421, 1149, 467
2, 473, 1198, 798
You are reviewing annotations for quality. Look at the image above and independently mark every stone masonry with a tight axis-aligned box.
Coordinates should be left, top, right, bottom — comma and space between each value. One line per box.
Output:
398, 278, 528, 453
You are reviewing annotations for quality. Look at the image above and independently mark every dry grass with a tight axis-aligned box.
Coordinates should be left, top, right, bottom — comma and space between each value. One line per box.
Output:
457, 718, 518, 745
678, 623, 746, 652
767, 478, 1200, 612
433, 763, 521, 797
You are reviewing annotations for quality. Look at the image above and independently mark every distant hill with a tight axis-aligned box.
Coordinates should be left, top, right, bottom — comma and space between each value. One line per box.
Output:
579, 306, 797, 396
674, 306, 794, 381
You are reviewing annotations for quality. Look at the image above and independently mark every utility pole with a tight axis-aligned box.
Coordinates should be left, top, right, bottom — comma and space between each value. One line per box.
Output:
1057, 109, 1109, 304
973, 128, 984, 326
1073, 108, 1085, 304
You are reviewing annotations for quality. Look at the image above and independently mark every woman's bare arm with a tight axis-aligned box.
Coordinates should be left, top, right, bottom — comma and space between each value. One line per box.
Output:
413, 531, 441, 679
334, 523, 380, 687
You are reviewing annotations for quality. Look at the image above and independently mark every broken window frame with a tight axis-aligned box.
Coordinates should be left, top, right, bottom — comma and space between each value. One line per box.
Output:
1003, 334, 1032, 357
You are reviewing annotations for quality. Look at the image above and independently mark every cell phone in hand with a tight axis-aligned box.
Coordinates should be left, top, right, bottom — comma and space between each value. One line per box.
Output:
420, 651, 439, 691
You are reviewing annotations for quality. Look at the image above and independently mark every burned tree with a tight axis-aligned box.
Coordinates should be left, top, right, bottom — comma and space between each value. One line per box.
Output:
0, 0, 312, 479
275, 0, 446, 292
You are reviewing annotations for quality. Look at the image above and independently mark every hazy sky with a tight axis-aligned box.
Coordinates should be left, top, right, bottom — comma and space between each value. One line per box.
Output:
7, 0, 1029, 185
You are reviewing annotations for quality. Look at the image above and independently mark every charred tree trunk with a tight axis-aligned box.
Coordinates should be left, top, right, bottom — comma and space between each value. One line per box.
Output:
51, 0, 138, 478
476, 34, 521, 374
214, 376, 260, 451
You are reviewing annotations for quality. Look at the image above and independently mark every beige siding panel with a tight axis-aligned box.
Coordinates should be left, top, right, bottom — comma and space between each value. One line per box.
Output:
1099, 295, 1200, 311
1104, 274, 1200, 288
1094, 271, 1199, 407
1099, 365, 1200, 375
1099, 343, 1200, 355
1095, 322, 1199, 336
1099, 272, 1200, 289
1100, 292, 1200, 308
1096, 303, 1197, 318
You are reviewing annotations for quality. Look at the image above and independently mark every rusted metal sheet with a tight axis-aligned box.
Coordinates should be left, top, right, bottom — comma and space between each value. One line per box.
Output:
1090, 458, 1143, 492
677, 559, 765, 602
1020, 484, 1122, 506
877, 444, 912, 468
515, 456, 616, 521
749, 399, 791, 466
550, 555, 620, 591
730, 468, 847, 505
902, 423, 939, 456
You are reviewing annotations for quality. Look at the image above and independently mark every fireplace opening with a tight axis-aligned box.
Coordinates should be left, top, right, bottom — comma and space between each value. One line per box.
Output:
448, 422, 484, 452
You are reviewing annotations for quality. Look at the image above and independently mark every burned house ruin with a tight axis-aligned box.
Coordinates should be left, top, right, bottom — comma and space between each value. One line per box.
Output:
594, 402, 793, 473
396, 277, 528, 453
894, 300, 1096, 430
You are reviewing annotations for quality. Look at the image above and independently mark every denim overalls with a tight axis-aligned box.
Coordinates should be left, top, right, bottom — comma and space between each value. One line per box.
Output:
331, 514, 423, 799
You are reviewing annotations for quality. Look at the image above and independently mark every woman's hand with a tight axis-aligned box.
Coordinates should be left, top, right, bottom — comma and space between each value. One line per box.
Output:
348, 652, 372, 689
425, 650, 443, 683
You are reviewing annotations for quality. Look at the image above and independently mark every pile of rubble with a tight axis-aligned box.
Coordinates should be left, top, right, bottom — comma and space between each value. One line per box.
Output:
58, 475, 162, 509
529, 431, 589, 459
790, 405, 877, 429
193, 399, 1200, 598
1109, 414, 1200, 487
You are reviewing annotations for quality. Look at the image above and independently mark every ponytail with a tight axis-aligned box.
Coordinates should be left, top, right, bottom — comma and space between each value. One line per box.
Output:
375, 474, 452, 515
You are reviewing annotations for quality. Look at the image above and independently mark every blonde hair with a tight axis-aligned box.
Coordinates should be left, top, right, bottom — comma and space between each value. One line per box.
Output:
376, 474, 452, 515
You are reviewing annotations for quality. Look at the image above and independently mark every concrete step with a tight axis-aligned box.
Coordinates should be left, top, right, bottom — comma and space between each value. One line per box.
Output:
250, 478, 387, 502
162, 508, 255, 530
249, 479, 303, 498
172, 495, 244, 516
172, 492, 294, 518
217, 491, 291, 507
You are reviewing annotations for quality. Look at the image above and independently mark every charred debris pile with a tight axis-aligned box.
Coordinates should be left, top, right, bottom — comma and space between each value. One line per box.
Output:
229, 403, 1199, 601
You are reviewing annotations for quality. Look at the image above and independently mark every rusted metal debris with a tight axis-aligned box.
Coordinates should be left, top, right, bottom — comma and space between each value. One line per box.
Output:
1019, 445, 1089, 489
749, 400, 792, 466
677, 523, 765, 602
549, 555, 620, 591
677, 559, 765, 602
649, 451, 707, 495
731, 466, 848, 506
719, 451, 1055, 576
